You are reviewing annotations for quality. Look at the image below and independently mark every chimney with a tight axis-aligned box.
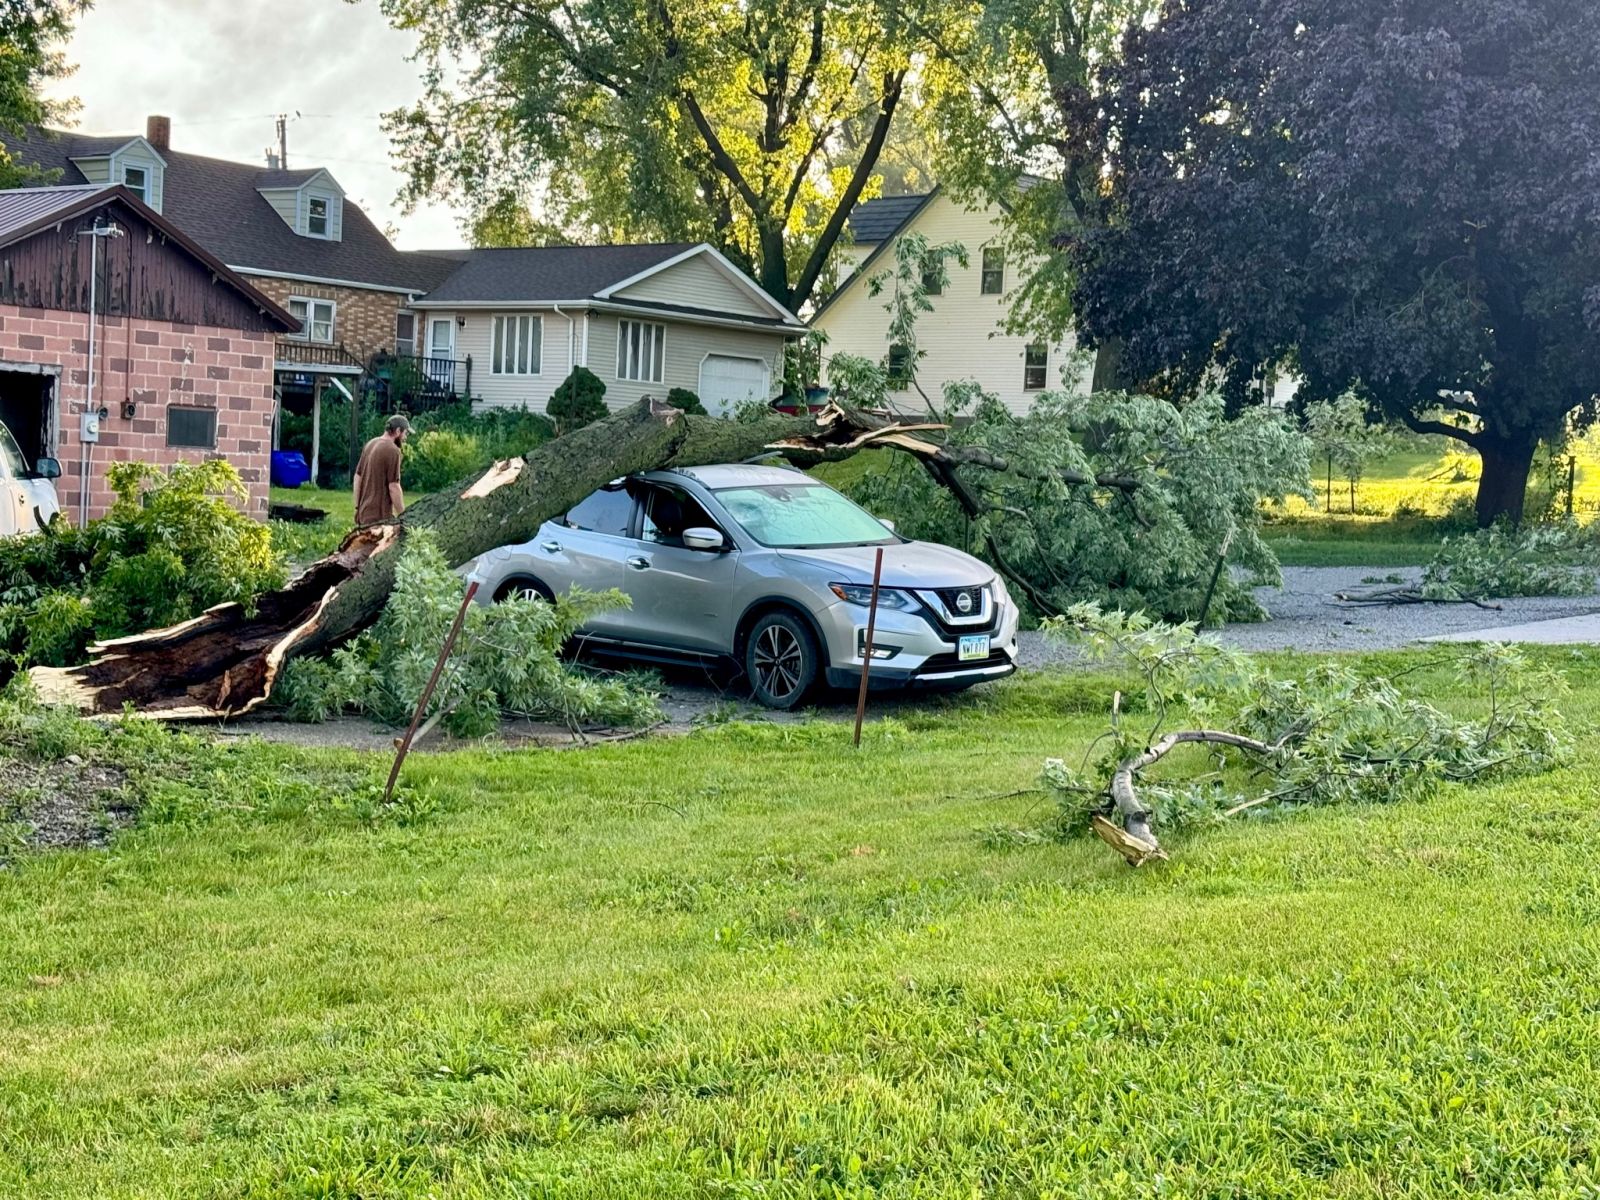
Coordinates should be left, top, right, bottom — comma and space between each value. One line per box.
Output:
146, 114, 171, 151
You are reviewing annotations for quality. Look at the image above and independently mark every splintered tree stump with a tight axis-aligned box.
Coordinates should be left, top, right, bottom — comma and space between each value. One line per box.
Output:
32, 400, 950, 719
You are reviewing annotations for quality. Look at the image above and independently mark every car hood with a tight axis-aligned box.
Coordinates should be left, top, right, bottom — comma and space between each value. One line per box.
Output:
774, 541, 993, 589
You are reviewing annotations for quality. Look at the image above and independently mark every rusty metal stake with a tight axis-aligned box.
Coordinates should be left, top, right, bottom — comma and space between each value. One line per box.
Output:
852, 547, 885, 749
383, 579, 479, 803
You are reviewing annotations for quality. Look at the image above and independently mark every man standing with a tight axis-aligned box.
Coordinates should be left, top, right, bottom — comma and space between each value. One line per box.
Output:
353, 415, 409, 525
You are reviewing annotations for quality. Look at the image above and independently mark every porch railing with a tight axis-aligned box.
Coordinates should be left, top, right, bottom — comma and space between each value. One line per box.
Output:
273, 339, 366, 373
367, 351, 474, 414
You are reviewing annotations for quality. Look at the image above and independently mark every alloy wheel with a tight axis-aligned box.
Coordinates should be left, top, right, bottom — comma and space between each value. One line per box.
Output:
753, 624, 804, 700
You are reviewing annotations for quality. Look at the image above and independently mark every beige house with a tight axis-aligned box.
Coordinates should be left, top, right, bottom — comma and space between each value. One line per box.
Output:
813, 187, 1091, 415
409, 244, 804, 415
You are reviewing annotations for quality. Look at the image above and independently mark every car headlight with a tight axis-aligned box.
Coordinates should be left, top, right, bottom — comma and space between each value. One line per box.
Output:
830, 582, 918, 610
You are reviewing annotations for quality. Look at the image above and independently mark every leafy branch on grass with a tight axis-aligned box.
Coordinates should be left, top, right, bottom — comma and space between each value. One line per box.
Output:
1041, 605, 1571, 866
1337, 521, 1597, 607
275, 534, 660, 739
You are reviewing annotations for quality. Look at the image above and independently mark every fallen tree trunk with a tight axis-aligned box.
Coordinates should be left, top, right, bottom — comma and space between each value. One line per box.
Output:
31, 401, 961, 718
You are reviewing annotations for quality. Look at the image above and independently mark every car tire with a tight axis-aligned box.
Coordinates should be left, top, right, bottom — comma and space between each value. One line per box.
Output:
744, 611, 820, 710
492, 575, 554, 604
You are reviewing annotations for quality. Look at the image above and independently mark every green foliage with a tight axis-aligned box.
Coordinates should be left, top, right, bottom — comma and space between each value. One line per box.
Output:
1042, 605, 1570, 840
548, 367, 609, 435
665, 387, 706, 415
864, 232, 967, 405
402, 430, 483, 493
1421, 522, 1598, 601
840, 387, 1312, 624
275, 533, 660, 736
377, 0, 964, 309
0, 1, 86, 187
1302, 393, 1397, 513
0, 461, 288, 682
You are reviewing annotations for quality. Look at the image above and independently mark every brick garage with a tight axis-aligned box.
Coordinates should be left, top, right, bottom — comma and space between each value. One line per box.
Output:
0, 185, 294, 522
0, 306, 277, 519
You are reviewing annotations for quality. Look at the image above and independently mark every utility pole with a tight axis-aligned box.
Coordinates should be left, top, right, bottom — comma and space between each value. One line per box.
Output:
275, 113, 289, 169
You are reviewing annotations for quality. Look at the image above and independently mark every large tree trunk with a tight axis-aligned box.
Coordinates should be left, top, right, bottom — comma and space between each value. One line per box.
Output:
1474, 433, 1537, 527
29, 402, 953, 719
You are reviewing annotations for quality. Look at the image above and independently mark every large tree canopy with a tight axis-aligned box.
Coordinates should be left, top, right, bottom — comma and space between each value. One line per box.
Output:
0, 0, 86, 187
1068, 0, 1600, 524
379, 0, 957, 312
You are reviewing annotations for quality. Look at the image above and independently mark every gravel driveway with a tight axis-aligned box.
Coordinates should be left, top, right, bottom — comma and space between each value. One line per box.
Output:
1017, 566, 1600, 663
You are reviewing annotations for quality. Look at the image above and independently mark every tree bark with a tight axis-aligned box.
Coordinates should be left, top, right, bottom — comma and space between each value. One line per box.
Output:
29, 402, 1028, 719
1474, 433, 1537, 527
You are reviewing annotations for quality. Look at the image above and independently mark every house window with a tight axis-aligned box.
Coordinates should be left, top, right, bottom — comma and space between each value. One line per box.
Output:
394, 312, 416, 357
491, 314, 543, 375
981, 248, 1006, 295
166, 405, 217, 449
307, 195, 329, 238
288, 297, 335, 343
921, 254, 943, 296
122, 165, 147, 204
886, 343, 912, 389
1024, 344, 1049, 391
617, 319, 665, 383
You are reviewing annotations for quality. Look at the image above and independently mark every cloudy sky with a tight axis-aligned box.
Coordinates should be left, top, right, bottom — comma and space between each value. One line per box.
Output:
45, 0, 465, 249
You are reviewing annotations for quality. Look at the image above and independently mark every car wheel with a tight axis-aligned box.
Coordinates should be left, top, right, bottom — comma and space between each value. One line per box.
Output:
744, 611, 819, 710
492, 575, 554, 604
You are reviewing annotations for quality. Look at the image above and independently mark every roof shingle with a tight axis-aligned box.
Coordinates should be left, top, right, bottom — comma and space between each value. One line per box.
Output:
413, 243, 698, 304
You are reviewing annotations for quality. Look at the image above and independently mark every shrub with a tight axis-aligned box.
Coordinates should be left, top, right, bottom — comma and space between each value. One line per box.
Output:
666, 387, 707, 415
548, 367, 608, 434
404, 430, 486, 493
0, 460, 287, 684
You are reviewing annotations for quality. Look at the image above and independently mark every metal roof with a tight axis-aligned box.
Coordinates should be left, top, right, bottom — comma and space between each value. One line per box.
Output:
0, 184, 108, 242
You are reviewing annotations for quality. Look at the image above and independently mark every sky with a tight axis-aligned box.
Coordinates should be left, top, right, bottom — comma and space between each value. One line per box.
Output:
45, 0, 465, 249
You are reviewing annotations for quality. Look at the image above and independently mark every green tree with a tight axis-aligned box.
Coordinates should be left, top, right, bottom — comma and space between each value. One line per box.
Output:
548, 366, 609, 434
0, 0, 89, 187
1303, 394, 1394, 515
378, 0, 957, 312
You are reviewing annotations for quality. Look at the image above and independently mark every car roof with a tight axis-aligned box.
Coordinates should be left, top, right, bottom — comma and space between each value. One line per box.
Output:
653, 463, 813, 489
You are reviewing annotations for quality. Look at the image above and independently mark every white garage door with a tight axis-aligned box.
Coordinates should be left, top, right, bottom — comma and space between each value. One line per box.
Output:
699, 354, 770, 417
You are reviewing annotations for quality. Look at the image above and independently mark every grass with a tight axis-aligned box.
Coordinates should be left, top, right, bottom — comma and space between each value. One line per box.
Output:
6, 655, 1600, 1196
270, 484, 355, 531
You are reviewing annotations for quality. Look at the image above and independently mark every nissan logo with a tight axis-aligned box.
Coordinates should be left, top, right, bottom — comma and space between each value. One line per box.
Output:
955, 591, 974, 614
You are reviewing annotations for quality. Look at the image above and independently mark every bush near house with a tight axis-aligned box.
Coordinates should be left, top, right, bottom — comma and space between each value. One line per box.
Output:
548, 366, 609, 434
665, 386, 707, 414
0, 461, 285, 682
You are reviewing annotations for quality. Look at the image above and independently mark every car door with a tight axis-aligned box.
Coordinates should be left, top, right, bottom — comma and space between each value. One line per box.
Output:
533, 483, 635, 639
619, 481, 740, 654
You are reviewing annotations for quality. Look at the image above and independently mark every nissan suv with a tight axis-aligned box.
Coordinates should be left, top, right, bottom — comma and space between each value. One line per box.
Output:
469, 464, 1019, 708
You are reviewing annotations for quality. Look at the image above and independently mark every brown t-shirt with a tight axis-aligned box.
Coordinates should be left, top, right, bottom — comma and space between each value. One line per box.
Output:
354, 435, 403, 525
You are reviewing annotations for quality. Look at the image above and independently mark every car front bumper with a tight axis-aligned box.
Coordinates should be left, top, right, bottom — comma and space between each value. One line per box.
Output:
816, 594, 1021, 691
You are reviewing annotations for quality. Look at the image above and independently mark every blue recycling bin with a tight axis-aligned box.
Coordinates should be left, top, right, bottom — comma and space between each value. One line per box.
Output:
271, 450, 311, 489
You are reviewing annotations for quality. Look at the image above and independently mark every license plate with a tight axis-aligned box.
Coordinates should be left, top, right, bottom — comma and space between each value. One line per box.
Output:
958, 634, 991, 662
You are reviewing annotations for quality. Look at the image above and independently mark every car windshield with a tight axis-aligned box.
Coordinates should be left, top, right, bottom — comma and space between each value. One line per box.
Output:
0, 421, 28, 479
713, 482, 897, 549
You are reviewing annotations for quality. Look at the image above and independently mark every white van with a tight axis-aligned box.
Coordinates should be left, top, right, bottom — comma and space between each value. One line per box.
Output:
0, 417, 60, 537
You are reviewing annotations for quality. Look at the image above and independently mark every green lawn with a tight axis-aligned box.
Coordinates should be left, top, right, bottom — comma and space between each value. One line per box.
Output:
6, 656, 1600, 1196
271, 484, 355, 530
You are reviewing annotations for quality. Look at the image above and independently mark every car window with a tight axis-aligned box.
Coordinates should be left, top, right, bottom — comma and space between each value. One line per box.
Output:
639, 484, 717, 547
0, 422, 27, 480
564, 485, 634, 536
713, 483, 897, 549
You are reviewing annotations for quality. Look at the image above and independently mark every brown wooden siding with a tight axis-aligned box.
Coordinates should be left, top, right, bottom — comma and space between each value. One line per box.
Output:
0, 197, 280, 333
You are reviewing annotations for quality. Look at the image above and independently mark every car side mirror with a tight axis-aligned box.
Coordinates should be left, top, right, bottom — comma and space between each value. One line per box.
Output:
682, 526, 726, 552
34, 456, 60, 480
878, 517, 896, 534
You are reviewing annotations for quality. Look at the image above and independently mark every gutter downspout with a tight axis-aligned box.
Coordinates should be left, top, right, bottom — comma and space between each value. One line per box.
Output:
552, 303, 576, 381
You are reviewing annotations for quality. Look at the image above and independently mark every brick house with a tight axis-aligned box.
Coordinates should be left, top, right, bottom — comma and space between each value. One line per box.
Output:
0, 184, 296, 520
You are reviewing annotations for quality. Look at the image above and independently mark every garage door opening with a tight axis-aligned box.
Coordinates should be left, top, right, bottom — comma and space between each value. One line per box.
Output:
0, 367, 56, 465
698, 354, 770, 418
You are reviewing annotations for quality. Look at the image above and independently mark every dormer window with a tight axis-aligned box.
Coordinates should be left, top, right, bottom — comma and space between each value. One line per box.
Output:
123, 165, 148, 204
307, 196, 329, 238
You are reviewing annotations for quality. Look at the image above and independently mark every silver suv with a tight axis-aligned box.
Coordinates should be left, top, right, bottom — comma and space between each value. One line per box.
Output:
470, 464, 1019, 708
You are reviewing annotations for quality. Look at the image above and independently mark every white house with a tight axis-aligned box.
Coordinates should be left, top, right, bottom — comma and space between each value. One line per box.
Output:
409, 243, 804, 416
812, 186, 1092, 415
